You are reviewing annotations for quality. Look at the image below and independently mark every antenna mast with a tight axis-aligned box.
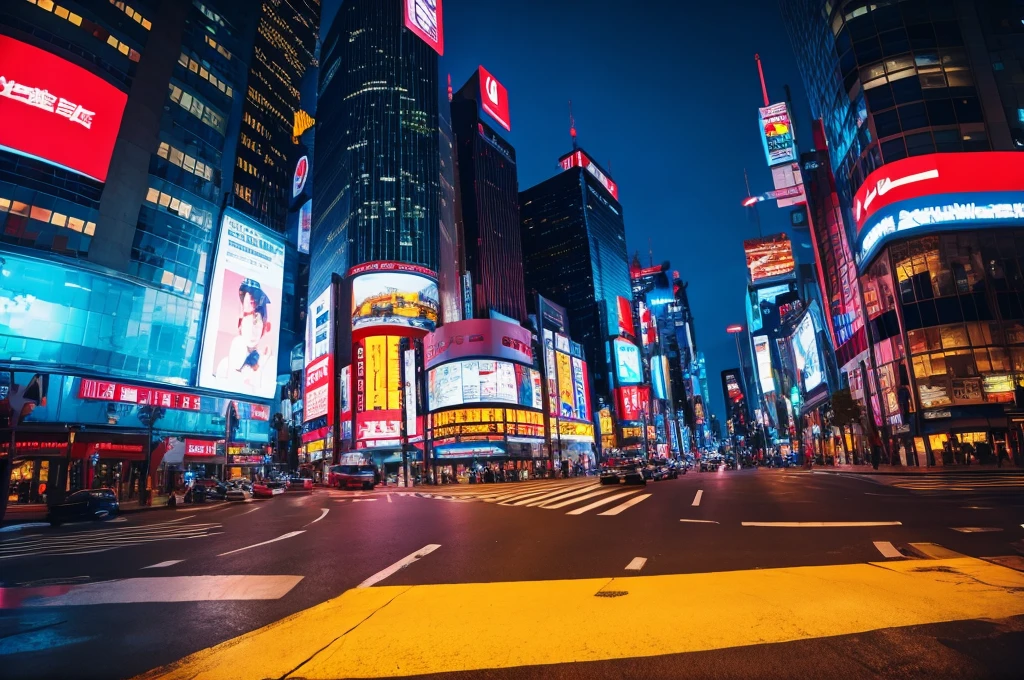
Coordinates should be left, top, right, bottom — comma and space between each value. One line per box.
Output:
755, 53, 770, 107
568, 100, 577, 150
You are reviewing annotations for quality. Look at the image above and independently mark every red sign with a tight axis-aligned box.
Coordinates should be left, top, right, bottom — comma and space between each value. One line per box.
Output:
617, 386, 642, 422
250, 404, 270, 421
356, 410, 402, 441
0, 35, 127, 182
292, 155, 308, 197
630, 265, 663, 279
403, 0, 444, 55
303, 354, 334, 424
346, 260, 437, 278
478, 66, 510, 132
423, 318, 532, 369
558, 150, 619, 201
78, 379, 203, 412
185, 439, 217, 457
852, 152, 1024, 234
616, 296, 635, 338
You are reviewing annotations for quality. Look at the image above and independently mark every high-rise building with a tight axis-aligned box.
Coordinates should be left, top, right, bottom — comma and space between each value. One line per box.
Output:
231, 0, 319, 234
450, 67, 527, 323
520, 147, 630, 406
782, 0, 1024, 467
0, 0, 282, 517
309, 0, 441, 466
438, 75, 462, 325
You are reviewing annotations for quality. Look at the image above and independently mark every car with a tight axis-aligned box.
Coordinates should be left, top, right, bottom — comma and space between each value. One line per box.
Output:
285, 477, 314, 492
205, 483, 229, 501
47, 488, 119, 525
328, 464, 376, 490
225, 486, 252, 502
599, 458, 646, 486
699, 457, 721, 472
251, 483, 283, 498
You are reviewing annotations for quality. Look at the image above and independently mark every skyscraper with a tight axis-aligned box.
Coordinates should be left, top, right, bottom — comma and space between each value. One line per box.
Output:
309, 0, 441, 463
450, 67, 527, 323
231, 0, 319, 234
520, 147, 630, 406
0, 0, 279, 517
782, 0, 1024, 466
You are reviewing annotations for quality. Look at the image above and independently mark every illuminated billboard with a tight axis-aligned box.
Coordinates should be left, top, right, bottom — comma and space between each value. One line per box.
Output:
853, 153, 1024, 267
744, 233, 795, 282
297, 199, 311, 254
613, 339, 642, 385
424, 318, 532, 368
0, 35, 128, 182
752, 334, 775, 394
361, 335, 401, 412
350, 261, 439, 333
771, 162, 805, 208
559, 149, 619, 201
198, 210, 285, 399
571, 357, 588, 421
293, 155, 309, 197
478, 66, 510, 132
792, 313, 823, 393
305, 285, 333, 366
616, 296, 635, 338
758, 102, 797, 167
427, 360, 541, 411
556, 351, 574, 418
403, 0, 444, 55
303, 354, 333, 423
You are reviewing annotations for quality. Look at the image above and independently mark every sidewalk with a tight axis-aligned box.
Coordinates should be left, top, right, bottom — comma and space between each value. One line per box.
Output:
815, 463, 1024, 475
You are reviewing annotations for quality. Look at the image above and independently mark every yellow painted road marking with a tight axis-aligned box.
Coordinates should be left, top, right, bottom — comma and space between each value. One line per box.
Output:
138, 556, 1024, 680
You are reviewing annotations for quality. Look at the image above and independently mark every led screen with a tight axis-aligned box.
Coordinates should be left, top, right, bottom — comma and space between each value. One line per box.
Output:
744, 233, 795, 282
752, 334, 775, 395
0, 35, 127, 182
351, 263, 439, 332
758, 101, 797, 167
198, 210, 285, 399
613, 339, 642, 385
478, 65, 510, 132
404, 0, 444, 55
792, 313, 823, 393
428, 360, 541, 411
297, 199, 311, 254
556, 351, 574, 418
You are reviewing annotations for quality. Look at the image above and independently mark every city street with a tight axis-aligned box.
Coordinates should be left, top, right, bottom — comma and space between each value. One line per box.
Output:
2, 469, 1023, 679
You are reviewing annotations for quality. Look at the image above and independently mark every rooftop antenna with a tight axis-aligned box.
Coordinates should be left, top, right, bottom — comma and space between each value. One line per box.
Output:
569, 100, 577, 150
447, 73, 452, 102
755, 53, 770, 107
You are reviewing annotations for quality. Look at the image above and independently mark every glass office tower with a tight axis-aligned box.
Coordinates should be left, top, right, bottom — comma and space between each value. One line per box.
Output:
782, 0, 1024, 466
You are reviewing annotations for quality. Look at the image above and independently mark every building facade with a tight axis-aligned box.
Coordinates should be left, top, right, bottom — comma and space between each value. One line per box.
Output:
783, 0, 1024, 466
520, 147, 631, 409
450, 68, 527, 323
0, 0, 282, 517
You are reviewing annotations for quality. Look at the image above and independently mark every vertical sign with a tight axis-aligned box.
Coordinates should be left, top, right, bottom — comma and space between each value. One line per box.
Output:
758, 102, 797, 167
404, 348, 417, 437
404, 0, 444, 55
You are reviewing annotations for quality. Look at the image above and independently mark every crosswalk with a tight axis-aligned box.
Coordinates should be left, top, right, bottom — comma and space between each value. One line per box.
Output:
0, 517, 222, 561
401, 478, 654, 517
870, 472, 1024, 493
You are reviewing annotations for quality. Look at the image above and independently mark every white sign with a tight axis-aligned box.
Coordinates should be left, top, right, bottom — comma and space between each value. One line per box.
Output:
0, 75, 95, 128
404, 348, 417, 436
753, 334, 775, 394
305, 286, 333, 366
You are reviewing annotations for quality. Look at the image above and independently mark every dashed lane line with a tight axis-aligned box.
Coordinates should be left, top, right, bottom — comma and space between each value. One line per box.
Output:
143, 560, 184, 569
217, 531, 305, 557
624, 557, 647, 572
692, 490, 703, 506
741, 521, 903, 528
951, 527, 1003, 533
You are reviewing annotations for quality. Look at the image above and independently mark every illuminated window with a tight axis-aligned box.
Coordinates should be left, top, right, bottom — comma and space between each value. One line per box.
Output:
29, 206, 52, 222
26, 0, 139, 61
50, 212, 68, 227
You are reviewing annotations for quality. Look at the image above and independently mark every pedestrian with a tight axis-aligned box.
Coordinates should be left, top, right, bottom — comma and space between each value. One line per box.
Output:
870, 431, 882, 470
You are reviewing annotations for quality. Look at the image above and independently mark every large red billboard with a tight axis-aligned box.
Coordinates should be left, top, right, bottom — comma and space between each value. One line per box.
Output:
0, 35, 127, 182
478, 66, 510, 132
852, 152, 1024, 234
403, 0, 444, 55
423, 318, 532, 369
559, 150, 619, 201
616, 296, 635, 338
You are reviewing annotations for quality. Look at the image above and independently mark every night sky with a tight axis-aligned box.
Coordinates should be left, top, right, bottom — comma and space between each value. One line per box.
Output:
322, 0, 814, 422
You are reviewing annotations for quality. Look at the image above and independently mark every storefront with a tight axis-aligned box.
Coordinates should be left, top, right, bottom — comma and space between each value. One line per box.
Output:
427, 407, 548, 481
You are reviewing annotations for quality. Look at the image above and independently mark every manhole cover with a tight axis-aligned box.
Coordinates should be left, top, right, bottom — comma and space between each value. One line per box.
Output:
595, 590, 628, 598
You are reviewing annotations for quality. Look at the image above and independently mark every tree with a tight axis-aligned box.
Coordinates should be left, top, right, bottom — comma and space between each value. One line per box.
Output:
830, 388, 862, 461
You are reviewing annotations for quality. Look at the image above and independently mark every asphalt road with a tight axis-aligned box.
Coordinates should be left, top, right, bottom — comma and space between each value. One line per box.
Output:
2, 468, 1023, 679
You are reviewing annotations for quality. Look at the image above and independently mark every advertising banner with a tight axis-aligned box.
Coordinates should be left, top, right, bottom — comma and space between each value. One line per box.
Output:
78, 379, 203, 411
303, 354, 332, 423
792, 313, 823, 393
743, 233, 796, 282
423, 318, 532, 368
362, 335, 401, 411
185, 439, 217, 457
617, 386, 642, 422
545, 341, 558, 416
350, 262, 439, 333
428, 360, 544, 411
538, 295, 567, 332
559, 149, 619, 201
771, 162, 805, 208
0, 35, 128, 182
198, 210, 285, 399
616, 296, 635, 338
613, 339, 642, 385
404, 348, 417, 436
356, 410, 402, 445
753, 334, 775, 394
297, 199, 312, 254
758, 102, 797, 167
404, 0, 444, 55
478, 65, 510, 132
571, 357, 587, 421
339, 365, 351, 418
556, 351, 574, 419
292, 155, 309, 198
305, 285, 333, 366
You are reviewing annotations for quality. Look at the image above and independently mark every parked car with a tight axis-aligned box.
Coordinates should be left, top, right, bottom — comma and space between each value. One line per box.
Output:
225, 485, 251, 502
599, 458, 646, 486
328, 464, 377, 490
47, 489, 119, 525
285, 477, 314, 492
251, 483, 283, 499
699, 457, 722, 472
205, 483, 229, 501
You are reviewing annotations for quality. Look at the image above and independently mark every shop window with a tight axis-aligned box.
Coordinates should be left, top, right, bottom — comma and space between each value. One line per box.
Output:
939, 324, 969, 349
908, 327, 941, 354
967, 321, 1001, 347
944, 350, 977, 377
1004, 321, 1024, 344
919, 381, 952, 409
1011, 348, 1024, 373
974, 348, 992, 373
913, 352, 946, 378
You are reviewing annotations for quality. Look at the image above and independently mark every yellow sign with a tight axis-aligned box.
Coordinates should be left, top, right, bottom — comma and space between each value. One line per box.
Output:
364, 335, 401, 411
621, 427, 642, 439
293, 109, 315, 142
306, 439, 325, 453
557, 420, 594, 441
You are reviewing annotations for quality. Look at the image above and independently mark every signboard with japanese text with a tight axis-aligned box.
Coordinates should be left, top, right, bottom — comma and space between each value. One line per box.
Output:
0, 35, 128, 182
758, 102, 797, 167
423, 318, 532, 368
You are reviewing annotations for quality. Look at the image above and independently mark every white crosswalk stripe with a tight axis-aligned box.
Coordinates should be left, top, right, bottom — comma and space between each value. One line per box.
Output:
879, 473, 1024, 492
406, 478, 653, 516
0, 519, 222, 561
